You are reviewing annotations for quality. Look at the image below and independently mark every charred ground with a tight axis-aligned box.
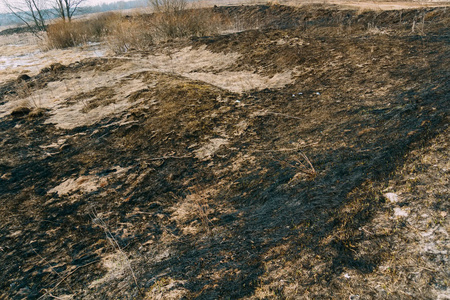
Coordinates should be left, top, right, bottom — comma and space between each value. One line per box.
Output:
0, 4, 449, 299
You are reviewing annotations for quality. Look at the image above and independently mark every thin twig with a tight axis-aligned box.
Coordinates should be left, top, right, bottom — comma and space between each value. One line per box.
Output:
30, 242, 73, 294
90, 208, 142, 296
187, 187, 213, 234
299, 150, 316, 175
272, 150, 317, 178
38, 260, 99, 300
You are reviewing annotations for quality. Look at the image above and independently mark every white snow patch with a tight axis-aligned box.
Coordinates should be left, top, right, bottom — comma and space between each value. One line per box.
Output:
384, 192, 399, 203
0, 32, 108, 83
394, 207, 409, 217
423, 243, 448, 255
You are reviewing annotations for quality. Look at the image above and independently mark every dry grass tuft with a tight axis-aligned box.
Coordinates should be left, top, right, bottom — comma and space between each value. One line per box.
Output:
106, 7, 230, 53
46, 13, 120, 49
150, 7, 230, 40
46, 1, 230, 51
188, 187, 214, 234
105, 18, 155, 53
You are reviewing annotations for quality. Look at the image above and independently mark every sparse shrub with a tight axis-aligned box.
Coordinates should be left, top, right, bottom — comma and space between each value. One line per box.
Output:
150, 7, 229, 40
150, 0, 187, 13
106, 6, 230, 53
45, 1, 230, 52
105, 18, 155, 53
87, 12, 121, 37
46, 20, 83, 48
46, 12, 120, 49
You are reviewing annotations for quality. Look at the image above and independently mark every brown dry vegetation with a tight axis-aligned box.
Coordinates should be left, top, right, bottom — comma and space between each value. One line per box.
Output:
45, 13, 119, 49
45, 3, 232, 51
0, 3, 449, 300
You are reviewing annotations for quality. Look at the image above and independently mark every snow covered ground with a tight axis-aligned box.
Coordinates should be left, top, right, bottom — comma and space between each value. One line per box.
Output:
0, 33, 107, 83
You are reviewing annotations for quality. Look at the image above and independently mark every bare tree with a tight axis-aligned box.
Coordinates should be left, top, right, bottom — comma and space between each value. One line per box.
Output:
2, 0, 84, 32
52, 0, 84, 22
1, 0, 47, 32
149, 0, 186, 13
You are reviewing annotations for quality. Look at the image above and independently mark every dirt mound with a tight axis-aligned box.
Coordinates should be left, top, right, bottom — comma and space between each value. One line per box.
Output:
210, 4, 449, 31
0, 4, 449, 299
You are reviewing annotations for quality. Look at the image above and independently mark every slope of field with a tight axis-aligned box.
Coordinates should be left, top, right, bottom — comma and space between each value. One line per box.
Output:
0, 4, 449, 299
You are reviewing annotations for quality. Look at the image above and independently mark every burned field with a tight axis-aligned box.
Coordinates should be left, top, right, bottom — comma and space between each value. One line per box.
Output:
0, 4, 449, 299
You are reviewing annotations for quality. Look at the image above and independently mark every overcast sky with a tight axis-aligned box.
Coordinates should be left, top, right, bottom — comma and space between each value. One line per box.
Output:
0, 0, 132, 13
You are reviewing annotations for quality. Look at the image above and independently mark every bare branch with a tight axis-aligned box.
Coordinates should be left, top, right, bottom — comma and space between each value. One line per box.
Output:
1, 0, 46, 35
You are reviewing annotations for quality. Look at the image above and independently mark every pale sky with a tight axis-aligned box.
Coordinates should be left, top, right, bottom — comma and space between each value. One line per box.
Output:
0, 0, 135, 14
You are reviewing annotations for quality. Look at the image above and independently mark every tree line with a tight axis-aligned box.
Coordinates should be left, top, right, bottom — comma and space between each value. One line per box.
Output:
0, 0, 147, 28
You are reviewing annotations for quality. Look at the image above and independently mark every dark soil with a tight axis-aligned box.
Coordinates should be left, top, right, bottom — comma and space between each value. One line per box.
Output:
0, 4, 449, 300
0, 25, 45, 36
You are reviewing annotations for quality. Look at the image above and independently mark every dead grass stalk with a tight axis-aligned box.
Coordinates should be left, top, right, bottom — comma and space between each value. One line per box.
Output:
275, 150, 317, 180
46, 1, 231, 52
187, 187, 213, 234
45, 12, 120, 49
89, 208, 141, 294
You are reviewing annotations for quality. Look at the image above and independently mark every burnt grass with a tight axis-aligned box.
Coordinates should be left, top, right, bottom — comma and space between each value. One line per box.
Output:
1, 4, 449, 300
